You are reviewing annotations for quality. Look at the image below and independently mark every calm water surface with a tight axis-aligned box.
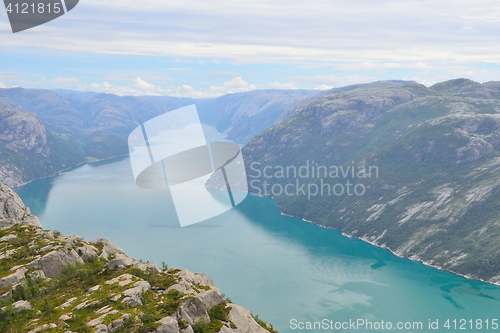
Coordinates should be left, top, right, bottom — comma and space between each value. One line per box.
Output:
16, 157, 500, 332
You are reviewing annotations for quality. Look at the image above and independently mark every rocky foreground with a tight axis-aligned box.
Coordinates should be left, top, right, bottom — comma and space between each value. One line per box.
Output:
0, 182, 277, 333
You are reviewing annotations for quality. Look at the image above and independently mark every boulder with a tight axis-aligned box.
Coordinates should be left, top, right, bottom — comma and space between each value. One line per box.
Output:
0, 182, 41, 228
94, 324, 108, 332
121, 280, 151, 307
198, 289, 225, 310
177, 270, 215, 287
107, 255, 137, 271
0, 234, 18, 242
176, 297, 210, 326
180, 326, 195, 333
76, 243, 99, 261
156, 316, 179, 333
228, 304, 269, 333
0, 268, 27, 289
27, 323, 57, 333
34, 249, 84, 277
90, 238, 127, 260
12, 300, 32, 312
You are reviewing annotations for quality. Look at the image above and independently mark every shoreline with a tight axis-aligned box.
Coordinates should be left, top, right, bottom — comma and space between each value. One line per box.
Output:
12, 154, 129, 189
273, 195, 500, 287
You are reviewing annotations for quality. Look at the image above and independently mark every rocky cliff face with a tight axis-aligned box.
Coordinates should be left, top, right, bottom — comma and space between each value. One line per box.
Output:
243, 78, 500, 284
197, 90, 318, 143
0, 183, 277, 333
0, 99, 50, 187
0, 99, 84, 188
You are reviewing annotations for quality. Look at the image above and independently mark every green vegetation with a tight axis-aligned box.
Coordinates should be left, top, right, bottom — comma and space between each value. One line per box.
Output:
253, 314, 279, 333
0, 220, 277, 332
243, 79, 500, 282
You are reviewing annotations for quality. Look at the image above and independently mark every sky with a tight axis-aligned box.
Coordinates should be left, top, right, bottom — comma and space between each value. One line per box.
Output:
1, 0, 500, 98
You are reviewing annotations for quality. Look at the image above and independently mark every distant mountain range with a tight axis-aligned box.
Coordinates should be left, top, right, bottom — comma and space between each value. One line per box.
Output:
0, 87, 316, 186
242, 78, 500, 283
3, 79, 500, 284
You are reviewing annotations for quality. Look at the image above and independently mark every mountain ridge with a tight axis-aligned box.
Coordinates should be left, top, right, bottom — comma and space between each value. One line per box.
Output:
0, 87, 316, 187
242, 78, 500, 284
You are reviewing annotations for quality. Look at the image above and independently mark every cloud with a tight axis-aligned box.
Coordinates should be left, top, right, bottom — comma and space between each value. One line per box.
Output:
0, 75, 80, 88
267, 82, 297, 89
3, 0, 500, 67
83, 77, 257, 98
206, 71, 241, 78
2, 1, 500, 91
209, 77, 256, 94
315, 84, 333, 90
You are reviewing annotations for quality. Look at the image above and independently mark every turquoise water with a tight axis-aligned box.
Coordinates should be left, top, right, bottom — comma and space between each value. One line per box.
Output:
15, 157, 500, 332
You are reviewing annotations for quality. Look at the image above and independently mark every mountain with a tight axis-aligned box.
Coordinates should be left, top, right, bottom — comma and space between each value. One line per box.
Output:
242, 78, 500, 284
0, 182, 277, 333
0, 88, 315, 187
197, 90, 318, 143
0, 99, 84, 187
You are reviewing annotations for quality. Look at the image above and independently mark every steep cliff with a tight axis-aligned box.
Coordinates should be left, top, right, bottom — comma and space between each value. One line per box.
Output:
242, 79, 500, 284
0, 99, 85, 187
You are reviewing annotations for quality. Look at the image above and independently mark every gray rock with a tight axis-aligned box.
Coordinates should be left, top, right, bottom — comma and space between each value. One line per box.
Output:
156, 316, 179, 333
27, 323, 57, 333
90, 238, 127, 260
76, 243, 99, 261
94, 324, 109, 332
60, 314, 72, 321
86, 285, 101, 295
180, 326, 195, 333
177, 270, 216, 287
108, 318, 126, 332
176, 297, 210, 326
12, 300, 32, 312
0, 182, 41, 228
146, 261, 161, 274
228, 304, 269, 333
107, 255, 137, 271
121, 280, 151, 307
34, 248, 84, 277
0, 289, 12, 301
0, 234, 18, 242
198, 289, 225, 310
0, 268, 27, 289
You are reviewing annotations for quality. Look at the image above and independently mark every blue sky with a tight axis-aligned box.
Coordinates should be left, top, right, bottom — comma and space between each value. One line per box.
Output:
1, 0, 500, 97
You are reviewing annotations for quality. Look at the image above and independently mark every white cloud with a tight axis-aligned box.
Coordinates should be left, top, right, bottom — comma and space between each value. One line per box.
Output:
267, 82, 297, 89
3, 0, 500, 67
83, 77, 257, 98
2, 0, 500, 90
134, 77, 156, 90
209, 77, 256, 94
0, 76, 80, 88
315, 84, 333, 90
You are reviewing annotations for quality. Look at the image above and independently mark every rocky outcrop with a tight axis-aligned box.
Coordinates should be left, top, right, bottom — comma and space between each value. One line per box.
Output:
0, 182, 277, 333
0, 182, 41, 228
0, 99, 52, 187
